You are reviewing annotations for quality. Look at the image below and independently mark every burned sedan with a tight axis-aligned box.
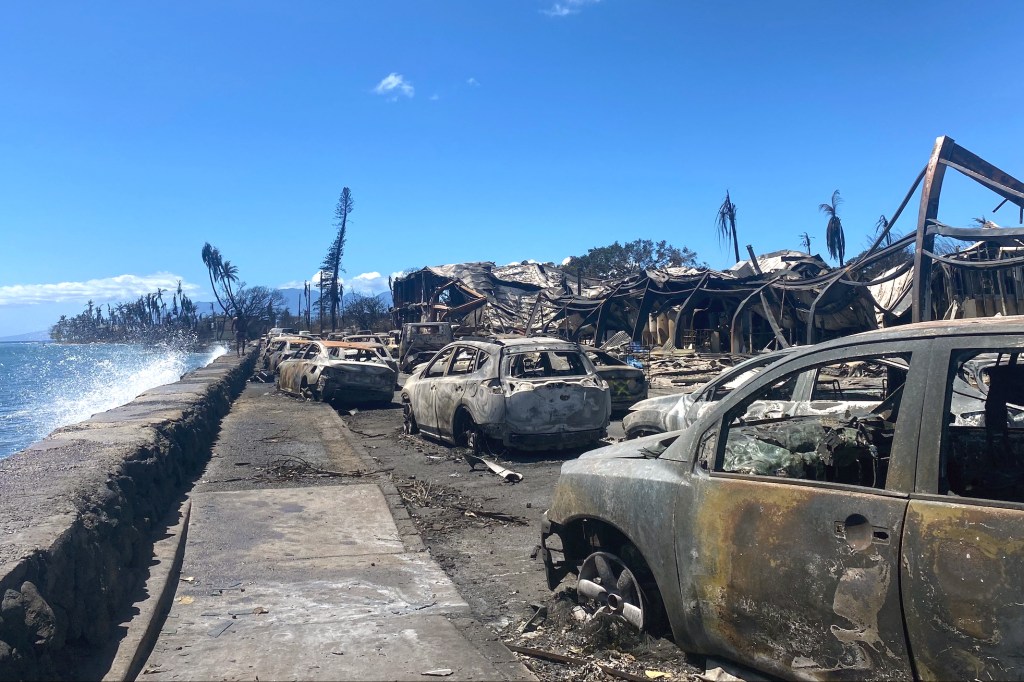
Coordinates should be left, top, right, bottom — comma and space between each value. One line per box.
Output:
541, 318, 1024, 681
277, 340, 396, 405
402, 337, 611, 452
261, 337, 313, 374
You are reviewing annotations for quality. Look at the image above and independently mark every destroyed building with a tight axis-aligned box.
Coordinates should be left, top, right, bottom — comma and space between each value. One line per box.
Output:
391, 253, 878, 353
391, 136, 1024, 354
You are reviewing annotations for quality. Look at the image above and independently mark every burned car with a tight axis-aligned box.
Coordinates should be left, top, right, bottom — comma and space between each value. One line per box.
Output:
402, 337, 611, 452
541, 318, 1024, 681
398, 322, 454, 372
623, 349, 795, 439
277, 340, 396, 405
260, 336, 312, 374
585, 349, 648, 412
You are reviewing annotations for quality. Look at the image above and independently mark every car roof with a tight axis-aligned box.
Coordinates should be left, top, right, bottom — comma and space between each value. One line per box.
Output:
446, 335, 580, 350
792, 317, 1024, 356
320, 340, 379, 350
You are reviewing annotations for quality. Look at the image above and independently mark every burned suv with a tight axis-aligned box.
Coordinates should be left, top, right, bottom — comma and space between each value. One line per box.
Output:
542, 318, 1024, 681
402, 337, 611, 452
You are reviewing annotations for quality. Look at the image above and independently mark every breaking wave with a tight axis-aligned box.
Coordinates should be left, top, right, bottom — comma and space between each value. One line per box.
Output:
0, 342, 228, 460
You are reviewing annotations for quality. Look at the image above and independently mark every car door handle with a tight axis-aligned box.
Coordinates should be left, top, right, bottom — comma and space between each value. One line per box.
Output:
834, 514, 890, 550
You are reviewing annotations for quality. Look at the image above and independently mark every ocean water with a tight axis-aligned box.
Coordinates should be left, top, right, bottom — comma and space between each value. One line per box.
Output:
0, 342, 228, 460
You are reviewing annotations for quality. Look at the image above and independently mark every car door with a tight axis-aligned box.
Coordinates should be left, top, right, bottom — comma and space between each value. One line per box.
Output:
433, 347, 479, 439
901, 337, 1024, 681
682, 342, 921, 680
414, 346, 455, 434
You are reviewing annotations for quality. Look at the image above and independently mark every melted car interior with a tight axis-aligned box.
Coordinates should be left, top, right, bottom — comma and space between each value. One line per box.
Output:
942, 350, 1024, 502
717, 355, 909, 489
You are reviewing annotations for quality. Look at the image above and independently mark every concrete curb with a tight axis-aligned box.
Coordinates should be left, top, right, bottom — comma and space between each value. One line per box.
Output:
102, 496, 191, 682
332, 412, 426, 553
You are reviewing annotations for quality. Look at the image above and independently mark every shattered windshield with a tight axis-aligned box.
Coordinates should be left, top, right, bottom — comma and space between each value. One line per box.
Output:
505, 350, 590, 379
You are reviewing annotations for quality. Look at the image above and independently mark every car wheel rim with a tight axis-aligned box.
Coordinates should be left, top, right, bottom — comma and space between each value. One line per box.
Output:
577, 551, 645, 629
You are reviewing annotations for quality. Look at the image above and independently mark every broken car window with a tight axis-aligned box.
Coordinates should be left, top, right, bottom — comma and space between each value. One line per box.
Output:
506, 350, 588, 379
448, 347, 478, 376
941, 350, 1024, 502
424, 347, 455, 378
717, 354, 911, 490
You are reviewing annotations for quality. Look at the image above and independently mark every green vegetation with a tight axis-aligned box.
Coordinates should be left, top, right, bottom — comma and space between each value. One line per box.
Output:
562, 238, 700, 279
49, 281, 204, 344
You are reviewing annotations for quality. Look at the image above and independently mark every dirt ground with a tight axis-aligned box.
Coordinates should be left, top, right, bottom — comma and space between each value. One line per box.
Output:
340, 393, 705, 682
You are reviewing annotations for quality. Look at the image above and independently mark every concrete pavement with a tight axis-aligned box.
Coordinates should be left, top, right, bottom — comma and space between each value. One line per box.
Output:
130, 383, 533, 681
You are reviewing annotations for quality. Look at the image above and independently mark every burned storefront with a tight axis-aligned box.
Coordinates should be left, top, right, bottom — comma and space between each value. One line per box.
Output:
391, 254, 878, 353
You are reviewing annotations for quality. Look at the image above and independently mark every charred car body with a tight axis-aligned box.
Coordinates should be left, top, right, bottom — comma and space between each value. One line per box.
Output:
542, 318, 1024, 681
277, 340, 396, 405
402, 337, 611, 452
585, 349, 648, 412
623, 349, 796, 438
399, 322, 454, 372
260, 336, 313, 374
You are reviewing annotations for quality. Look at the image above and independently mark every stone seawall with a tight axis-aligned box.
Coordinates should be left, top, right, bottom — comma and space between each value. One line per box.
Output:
0, 350, 256, 681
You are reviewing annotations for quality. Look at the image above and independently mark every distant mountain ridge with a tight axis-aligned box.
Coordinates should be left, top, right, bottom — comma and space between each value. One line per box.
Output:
0, 330, 52, 343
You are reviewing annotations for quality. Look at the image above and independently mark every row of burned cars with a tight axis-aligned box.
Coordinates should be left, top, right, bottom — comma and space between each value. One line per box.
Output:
262, 328, 651, 452
263, 319, 1024, 680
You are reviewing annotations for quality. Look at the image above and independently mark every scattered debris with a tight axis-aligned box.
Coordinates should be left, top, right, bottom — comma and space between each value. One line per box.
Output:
507, 644, 652, 682
176, 596, 194, 605
519, 604, 548, 633
394, 479, 528, 526
208, 621, 233, 638
463, 451, 523, 483
420, 669, 454, 677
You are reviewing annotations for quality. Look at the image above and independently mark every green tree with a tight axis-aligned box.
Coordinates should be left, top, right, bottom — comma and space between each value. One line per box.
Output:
715, 190, 740, 264
563, 239, 699, 279
820, 189, 846, 266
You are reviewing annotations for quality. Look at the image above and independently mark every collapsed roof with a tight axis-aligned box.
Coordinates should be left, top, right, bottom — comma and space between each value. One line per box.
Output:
392, 137, 1024, 352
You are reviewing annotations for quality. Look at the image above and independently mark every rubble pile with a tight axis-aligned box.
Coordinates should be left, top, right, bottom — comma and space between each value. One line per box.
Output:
502, 590, 700, 682
644, 354, 743, 390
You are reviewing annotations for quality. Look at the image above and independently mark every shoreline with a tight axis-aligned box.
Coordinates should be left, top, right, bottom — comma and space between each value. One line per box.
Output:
0, 349, 256, 679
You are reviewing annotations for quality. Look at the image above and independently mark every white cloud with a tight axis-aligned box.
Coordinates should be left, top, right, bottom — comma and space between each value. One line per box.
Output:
373, 72, 414, 99
429, 93, 440, 101
341, 271, 403, 297
541, 0, 599, 17
466, 77, 480, 87
0, 273, 202, 306
280, 271, 399, 297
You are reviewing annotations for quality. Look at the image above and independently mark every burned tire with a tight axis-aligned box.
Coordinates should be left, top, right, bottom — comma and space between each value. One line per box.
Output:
577, 545, 667, 635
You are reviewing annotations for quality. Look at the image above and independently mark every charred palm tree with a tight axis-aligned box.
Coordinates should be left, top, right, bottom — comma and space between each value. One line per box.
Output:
799, 232, 812, 254
874, 214, 892, 247
715, 190, 740, 264
820, 189, 846, 266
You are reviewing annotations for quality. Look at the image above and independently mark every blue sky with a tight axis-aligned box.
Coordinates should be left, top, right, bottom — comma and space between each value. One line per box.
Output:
2, 1, 1022, 335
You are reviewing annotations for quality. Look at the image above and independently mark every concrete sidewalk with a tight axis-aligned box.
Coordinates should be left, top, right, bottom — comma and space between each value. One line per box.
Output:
133, 384, 533, 681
